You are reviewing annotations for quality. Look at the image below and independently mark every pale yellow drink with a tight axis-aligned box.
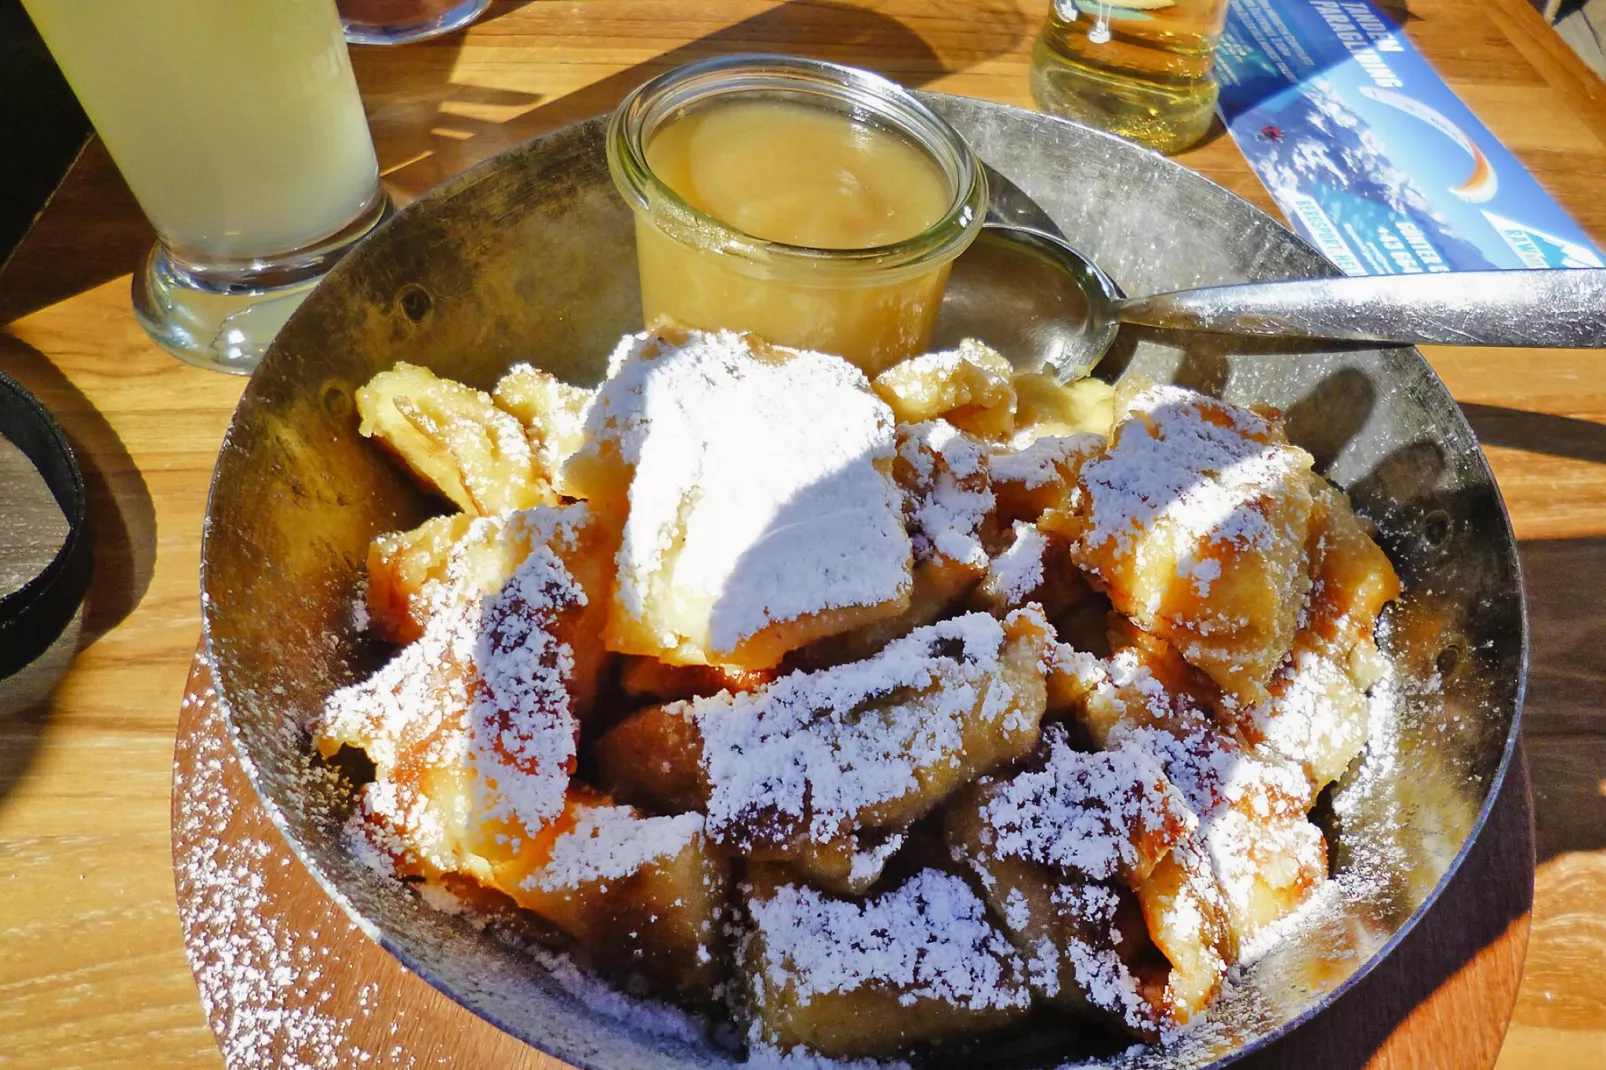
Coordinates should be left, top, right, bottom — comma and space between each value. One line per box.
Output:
22, 0, 380, 264
636, 99, 958, 374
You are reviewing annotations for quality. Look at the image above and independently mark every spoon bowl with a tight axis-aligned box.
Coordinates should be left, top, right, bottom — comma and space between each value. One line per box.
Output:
946, 220, 1606, 381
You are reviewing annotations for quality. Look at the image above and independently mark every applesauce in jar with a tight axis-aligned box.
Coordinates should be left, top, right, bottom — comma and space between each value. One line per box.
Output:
607, 57, 987, 375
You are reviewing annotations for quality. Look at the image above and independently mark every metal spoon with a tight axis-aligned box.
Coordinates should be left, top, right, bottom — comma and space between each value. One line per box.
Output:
940, 222, 1606, 382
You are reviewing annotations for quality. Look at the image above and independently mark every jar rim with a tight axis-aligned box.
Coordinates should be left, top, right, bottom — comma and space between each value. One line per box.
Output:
605, 54, 987, 279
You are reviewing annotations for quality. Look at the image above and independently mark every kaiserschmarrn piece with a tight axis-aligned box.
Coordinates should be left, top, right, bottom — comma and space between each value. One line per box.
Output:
356, 361, 555, 515
597, 609, 1052, 893
562, 329, 913, 671
1045, 629, 1327, 1014
1066, 385, 1319, 707
945, 725, 1196, 1035
871, 338, 1017, 440
492, 363, 596, 496
743, 864, 1035, 1058
1226, 482, 1401, 791
315, 504, 606, 882
364, 512, 476, 645
1010, 371, 1115, 447
487, 789, 730, 1001
359, 506, 614, 714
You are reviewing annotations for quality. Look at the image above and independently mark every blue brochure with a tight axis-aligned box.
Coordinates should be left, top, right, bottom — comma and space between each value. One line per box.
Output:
1215, 0, 1604, 273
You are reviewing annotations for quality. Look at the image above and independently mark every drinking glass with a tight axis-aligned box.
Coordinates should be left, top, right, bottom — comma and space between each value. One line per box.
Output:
338, 0, 491, 46
1031, 0, 1233, 154
21, 0, 391, 374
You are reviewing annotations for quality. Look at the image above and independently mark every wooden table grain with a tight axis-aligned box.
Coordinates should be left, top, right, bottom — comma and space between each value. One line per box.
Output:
1, 1, 1602, 1067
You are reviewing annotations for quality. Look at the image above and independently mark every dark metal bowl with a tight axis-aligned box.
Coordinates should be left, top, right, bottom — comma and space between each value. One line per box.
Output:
200, 95, 1525, 1069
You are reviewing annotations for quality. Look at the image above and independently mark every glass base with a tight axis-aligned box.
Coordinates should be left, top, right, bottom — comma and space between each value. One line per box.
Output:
341, 0, 491, 45
133, 191, 392, 375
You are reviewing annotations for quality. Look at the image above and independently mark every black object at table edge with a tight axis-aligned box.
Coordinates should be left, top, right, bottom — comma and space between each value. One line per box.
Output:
0, 368, 89, 679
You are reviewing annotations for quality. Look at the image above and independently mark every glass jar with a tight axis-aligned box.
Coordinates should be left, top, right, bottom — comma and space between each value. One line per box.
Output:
606, 55, 987, 376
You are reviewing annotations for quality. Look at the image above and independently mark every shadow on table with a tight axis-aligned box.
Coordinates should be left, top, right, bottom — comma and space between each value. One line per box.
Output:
1460, 399, 1606, 859
0, 333, 156, 805
1516, 536, 1606, 861
0, 139, 154, 327
370, 0, 1030, 197
1462, 403, 1606, 468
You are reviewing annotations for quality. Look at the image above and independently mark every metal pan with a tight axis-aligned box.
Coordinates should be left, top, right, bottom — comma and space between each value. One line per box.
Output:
200, 95, 1525, 1069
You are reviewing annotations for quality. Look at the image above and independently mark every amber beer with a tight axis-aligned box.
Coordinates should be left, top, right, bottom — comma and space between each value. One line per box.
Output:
1031, 0, 1232, 154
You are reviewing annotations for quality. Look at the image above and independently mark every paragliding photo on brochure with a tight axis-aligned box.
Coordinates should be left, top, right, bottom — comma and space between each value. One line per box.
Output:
1214, 0, 1604, 275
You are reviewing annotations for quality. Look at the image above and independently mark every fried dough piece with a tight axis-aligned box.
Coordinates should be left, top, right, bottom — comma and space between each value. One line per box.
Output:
944, 723, 1195, 1034
359, 505, 614, 713
492, 364, 594, 497
990, 432, 1103, 528
895, 419, 995, 572
487, 789, 729, 1002
699, 610, 1050, 866
1046, 627, 1327, 1010
1117, 716, 1325, 974
1238, 644, 1370, 793
804, 420, 995, 665
1303, 482, 1401, 653
562, 329, 912, 671
357, 362, 554, 515
951, 724, 1196, 888
365, 513, 476, 645
945, 844, 1172, 1036
742, 864, 1034, 1058
1132, 843, 1234, 1018
1066, 386, 1318, 707
314, 505, 607, 881
593, 701, 706, 816
971, 520, 1094, 621
597, 610, 1052, 891
872, 339, 1017, 440
618, 657, 776, 705
1226, 482, 1401, 791
1010, 372, 1114, 447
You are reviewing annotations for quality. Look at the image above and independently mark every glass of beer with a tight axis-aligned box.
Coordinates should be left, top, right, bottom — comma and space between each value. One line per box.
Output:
1030, 0, 1232, 154
337, 0, 491, 46
20, 0, 391, 374
606, 56, 987, 377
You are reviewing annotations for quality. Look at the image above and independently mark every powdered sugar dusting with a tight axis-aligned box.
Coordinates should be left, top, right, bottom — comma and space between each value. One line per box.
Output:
524, 803, 704, 893
1080, 386, 1311, 559
176, 686, 421, 1069
580, 329, 910, 660
895, 420, 993, 568
980, 725, 1196, 882
692, 612, 1017, 848
748, 869, 1034, 1011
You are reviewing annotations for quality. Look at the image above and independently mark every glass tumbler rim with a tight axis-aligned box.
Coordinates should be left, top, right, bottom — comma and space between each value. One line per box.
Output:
605, 54, 988, 283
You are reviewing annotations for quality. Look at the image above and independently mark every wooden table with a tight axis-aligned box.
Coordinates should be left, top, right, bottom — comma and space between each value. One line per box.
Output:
1, 1, 1603, 1066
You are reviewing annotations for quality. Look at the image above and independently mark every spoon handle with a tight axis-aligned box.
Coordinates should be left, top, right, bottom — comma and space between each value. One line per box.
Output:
1116, 269, 1606, 348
